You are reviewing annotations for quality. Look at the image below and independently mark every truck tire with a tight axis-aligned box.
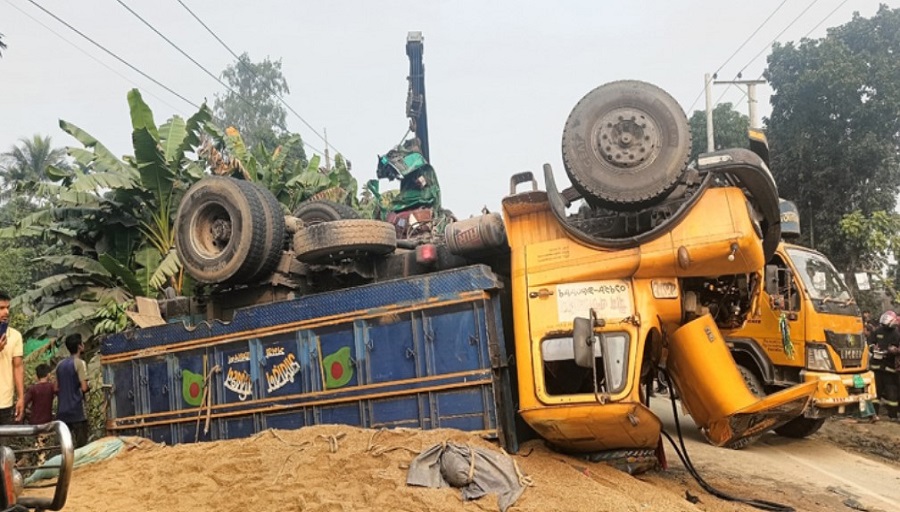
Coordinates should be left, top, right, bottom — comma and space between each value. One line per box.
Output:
293, 219, 397, 263
727, 364, 765, 450
737, 364, 765, 398
242, 181, 287, 282
175, 176, 267, 284
773, 416, 826, 439
293, 200, 360, 225
561, 80, 690, 210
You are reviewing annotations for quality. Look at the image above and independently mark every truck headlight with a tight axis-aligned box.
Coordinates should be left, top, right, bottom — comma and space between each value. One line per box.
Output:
806, 343, 835, 372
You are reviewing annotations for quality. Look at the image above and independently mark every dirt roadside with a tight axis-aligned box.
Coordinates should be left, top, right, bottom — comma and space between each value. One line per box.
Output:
23, 416, 900, 512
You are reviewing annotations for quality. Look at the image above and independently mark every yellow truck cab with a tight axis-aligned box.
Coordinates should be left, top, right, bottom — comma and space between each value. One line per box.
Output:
723, 201, 874, 438
501, 81, 817, 455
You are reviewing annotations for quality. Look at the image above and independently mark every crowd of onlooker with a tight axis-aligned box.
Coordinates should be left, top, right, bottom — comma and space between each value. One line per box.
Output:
863, 309, 900, 423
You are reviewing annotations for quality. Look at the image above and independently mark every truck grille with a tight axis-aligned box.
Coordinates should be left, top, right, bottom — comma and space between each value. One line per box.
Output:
824, 330, 865, 369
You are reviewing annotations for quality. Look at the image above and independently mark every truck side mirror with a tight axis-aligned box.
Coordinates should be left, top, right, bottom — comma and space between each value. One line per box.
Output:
765, 264, 779, 295
573, 317, 595, 369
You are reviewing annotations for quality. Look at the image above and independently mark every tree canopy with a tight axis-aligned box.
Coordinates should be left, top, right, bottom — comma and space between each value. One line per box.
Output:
0, 135, 71, 202
213, 53, 307, 168
688, 102, 750, 162
765, 5, 900, 281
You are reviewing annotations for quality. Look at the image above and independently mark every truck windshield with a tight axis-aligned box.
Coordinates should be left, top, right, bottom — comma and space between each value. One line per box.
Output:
787, 248, 858, 316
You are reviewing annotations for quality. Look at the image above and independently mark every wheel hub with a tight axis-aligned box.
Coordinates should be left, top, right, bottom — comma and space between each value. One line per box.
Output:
210, 218, 232, 247
596, 108, 661, 169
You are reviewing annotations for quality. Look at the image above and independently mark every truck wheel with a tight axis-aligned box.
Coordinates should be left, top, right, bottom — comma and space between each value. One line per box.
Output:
175, 176, 267, 284
293, 219, 397, 263
773, 417, 826, 439
561, 80, 690, 209
293, 200, 360, 225
242, 181, 287, 282
737, 365, 765, 398
727, 364, 766, 450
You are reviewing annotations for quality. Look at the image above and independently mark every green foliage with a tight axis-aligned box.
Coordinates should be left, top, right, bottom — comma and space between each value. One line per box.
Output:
4, 90, 213, 341
93, 298, 133, 336
0, 135, 71, 202
688, 102, 750, 162
213, 53, 307, 167
203, 128, 357, 214
765, 6, 900, 277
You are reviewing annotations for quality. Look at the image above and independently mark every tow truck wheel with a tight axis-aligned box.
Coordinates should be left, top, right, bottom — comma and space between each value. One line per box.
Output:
175, 176, 267, 284
293, 219, 397, 263
773, 416, 826, 438
729, 364, 765, 450
562, 80, 690, 210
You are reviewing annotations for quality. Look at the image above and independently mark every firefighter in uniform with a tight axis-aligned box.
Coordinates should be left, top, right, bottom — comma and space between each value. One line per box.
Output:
869, 310, 900, 421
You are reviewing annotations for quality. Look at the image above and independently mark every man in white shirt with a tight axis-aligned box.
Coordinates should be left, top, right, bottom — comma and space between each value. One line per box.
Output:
0, 290, 25, 424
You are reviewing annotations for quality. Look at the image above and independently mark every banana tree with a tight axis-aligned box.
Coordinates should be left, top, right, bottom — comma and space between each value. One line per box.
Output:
200, 126, 359, 214
5, 89, 212, 339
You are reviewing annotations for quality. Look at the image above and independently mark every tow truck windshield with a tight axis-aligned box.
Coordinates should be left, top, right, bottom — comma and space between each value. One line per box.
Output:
787, 247, 858, 315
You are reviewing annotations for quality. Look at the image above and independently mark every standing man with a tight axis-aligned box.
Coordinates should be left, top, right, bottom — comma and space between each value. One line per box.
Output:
55, 334, 89, 447
0, 290, 25, 424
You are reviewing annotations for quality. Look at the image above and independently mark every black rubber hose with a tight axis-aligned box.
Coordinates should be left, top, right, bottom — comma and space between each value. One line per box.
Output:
660, 370, 795, 512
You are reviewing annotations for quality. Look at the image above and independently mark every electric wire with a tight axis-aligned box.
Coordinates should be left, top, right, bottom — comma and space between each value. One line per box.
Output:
114, 0, 324, 156
730, 0, 850, 112
175, 0, 341, 156
22, 0, 200, 110
687, 0, 790, 112
5, 0, 186, 117
714, 0, 822, 107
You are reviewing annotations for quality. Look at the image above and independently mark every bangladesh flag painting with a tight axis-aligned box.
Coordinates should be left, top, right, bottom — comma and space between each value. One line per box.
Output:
183, 369, 204, 406
323, 346, 354, 389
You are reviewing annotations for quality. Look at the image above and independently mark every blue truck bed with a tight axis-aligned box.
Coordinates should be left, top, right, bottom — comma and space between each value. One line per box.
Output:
101, 265, 518, 452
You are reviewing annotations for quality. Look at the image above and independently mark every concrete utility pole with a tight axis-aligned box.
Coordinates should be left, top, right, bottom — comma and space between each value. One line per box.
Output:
713, 78, 767, 129
705, 73, 714, 152
324, 127, 331, 169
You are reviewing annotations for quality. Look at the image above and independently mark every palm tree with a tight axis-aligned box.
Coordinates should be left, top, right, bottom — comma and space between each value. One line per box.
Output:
0, 135, 69, 201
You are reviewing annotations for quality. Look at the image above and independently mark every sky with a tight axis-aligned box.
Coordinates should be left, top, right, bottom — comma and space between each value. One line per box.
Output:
0, 0, 894, 218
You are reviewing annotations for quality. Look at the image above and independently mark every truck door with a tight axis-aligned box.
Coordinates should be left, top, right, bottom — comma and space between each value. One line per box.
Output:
765, 254, 807, 365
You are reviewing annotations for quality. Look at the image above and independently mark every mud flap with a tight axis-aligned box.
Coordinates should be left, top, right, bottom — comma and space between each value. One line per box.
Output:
666, 314, 816, 447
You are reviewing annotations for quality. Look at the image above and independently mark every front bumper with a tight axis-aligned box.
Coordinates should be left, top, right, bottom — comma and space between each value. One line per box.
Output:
800, 370, 875, 417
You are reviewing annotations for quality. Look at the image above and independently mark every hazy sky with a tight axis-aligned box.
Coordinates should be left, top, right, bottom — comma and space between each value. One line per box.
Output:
0, 0, 893, 217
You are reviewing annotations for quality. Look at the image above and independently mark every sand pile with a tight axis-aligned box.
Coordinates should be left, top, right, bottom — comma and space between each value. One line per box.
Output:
26, 425, 774, 512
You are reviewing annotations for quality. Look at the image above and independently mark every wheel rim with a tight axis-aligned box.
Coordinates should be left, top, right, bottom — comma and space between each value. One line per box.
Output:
190, 202, 233, 260
594, 107, 661, 172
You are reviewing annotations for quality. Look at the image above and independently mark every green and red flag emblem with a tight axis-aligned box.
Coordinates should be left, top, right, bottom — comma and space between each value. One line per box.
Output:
183, 369, 204, 406
323, 347, 354, 389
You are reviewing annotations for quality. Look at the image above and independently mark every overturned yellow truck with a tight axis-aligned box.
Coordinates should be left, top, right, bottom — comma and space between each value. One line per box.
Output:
502, 80, 817, 452
102, 80, 818, 469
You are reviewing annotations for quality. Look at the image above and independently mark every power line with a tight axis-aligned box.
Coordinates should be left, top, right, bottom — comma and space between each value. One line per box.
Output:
5, 0, 187, 117
729, 0, 845, 109
687, 0, 790, 112
21, 0, 200, 110
174, 0, 341, 157
114, 0, 321, 156
736, 0, 822, 77
716, 0, 822, 105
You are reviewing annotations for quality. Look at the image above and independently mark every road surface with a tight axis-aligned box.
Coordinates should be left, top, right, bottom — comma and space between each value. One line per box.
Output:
649, 395, 900, 512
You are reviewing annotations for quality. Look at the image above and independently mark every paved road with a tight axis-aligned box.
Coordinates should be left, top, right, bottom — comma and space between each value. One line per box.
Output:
649, 396, 900, 512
